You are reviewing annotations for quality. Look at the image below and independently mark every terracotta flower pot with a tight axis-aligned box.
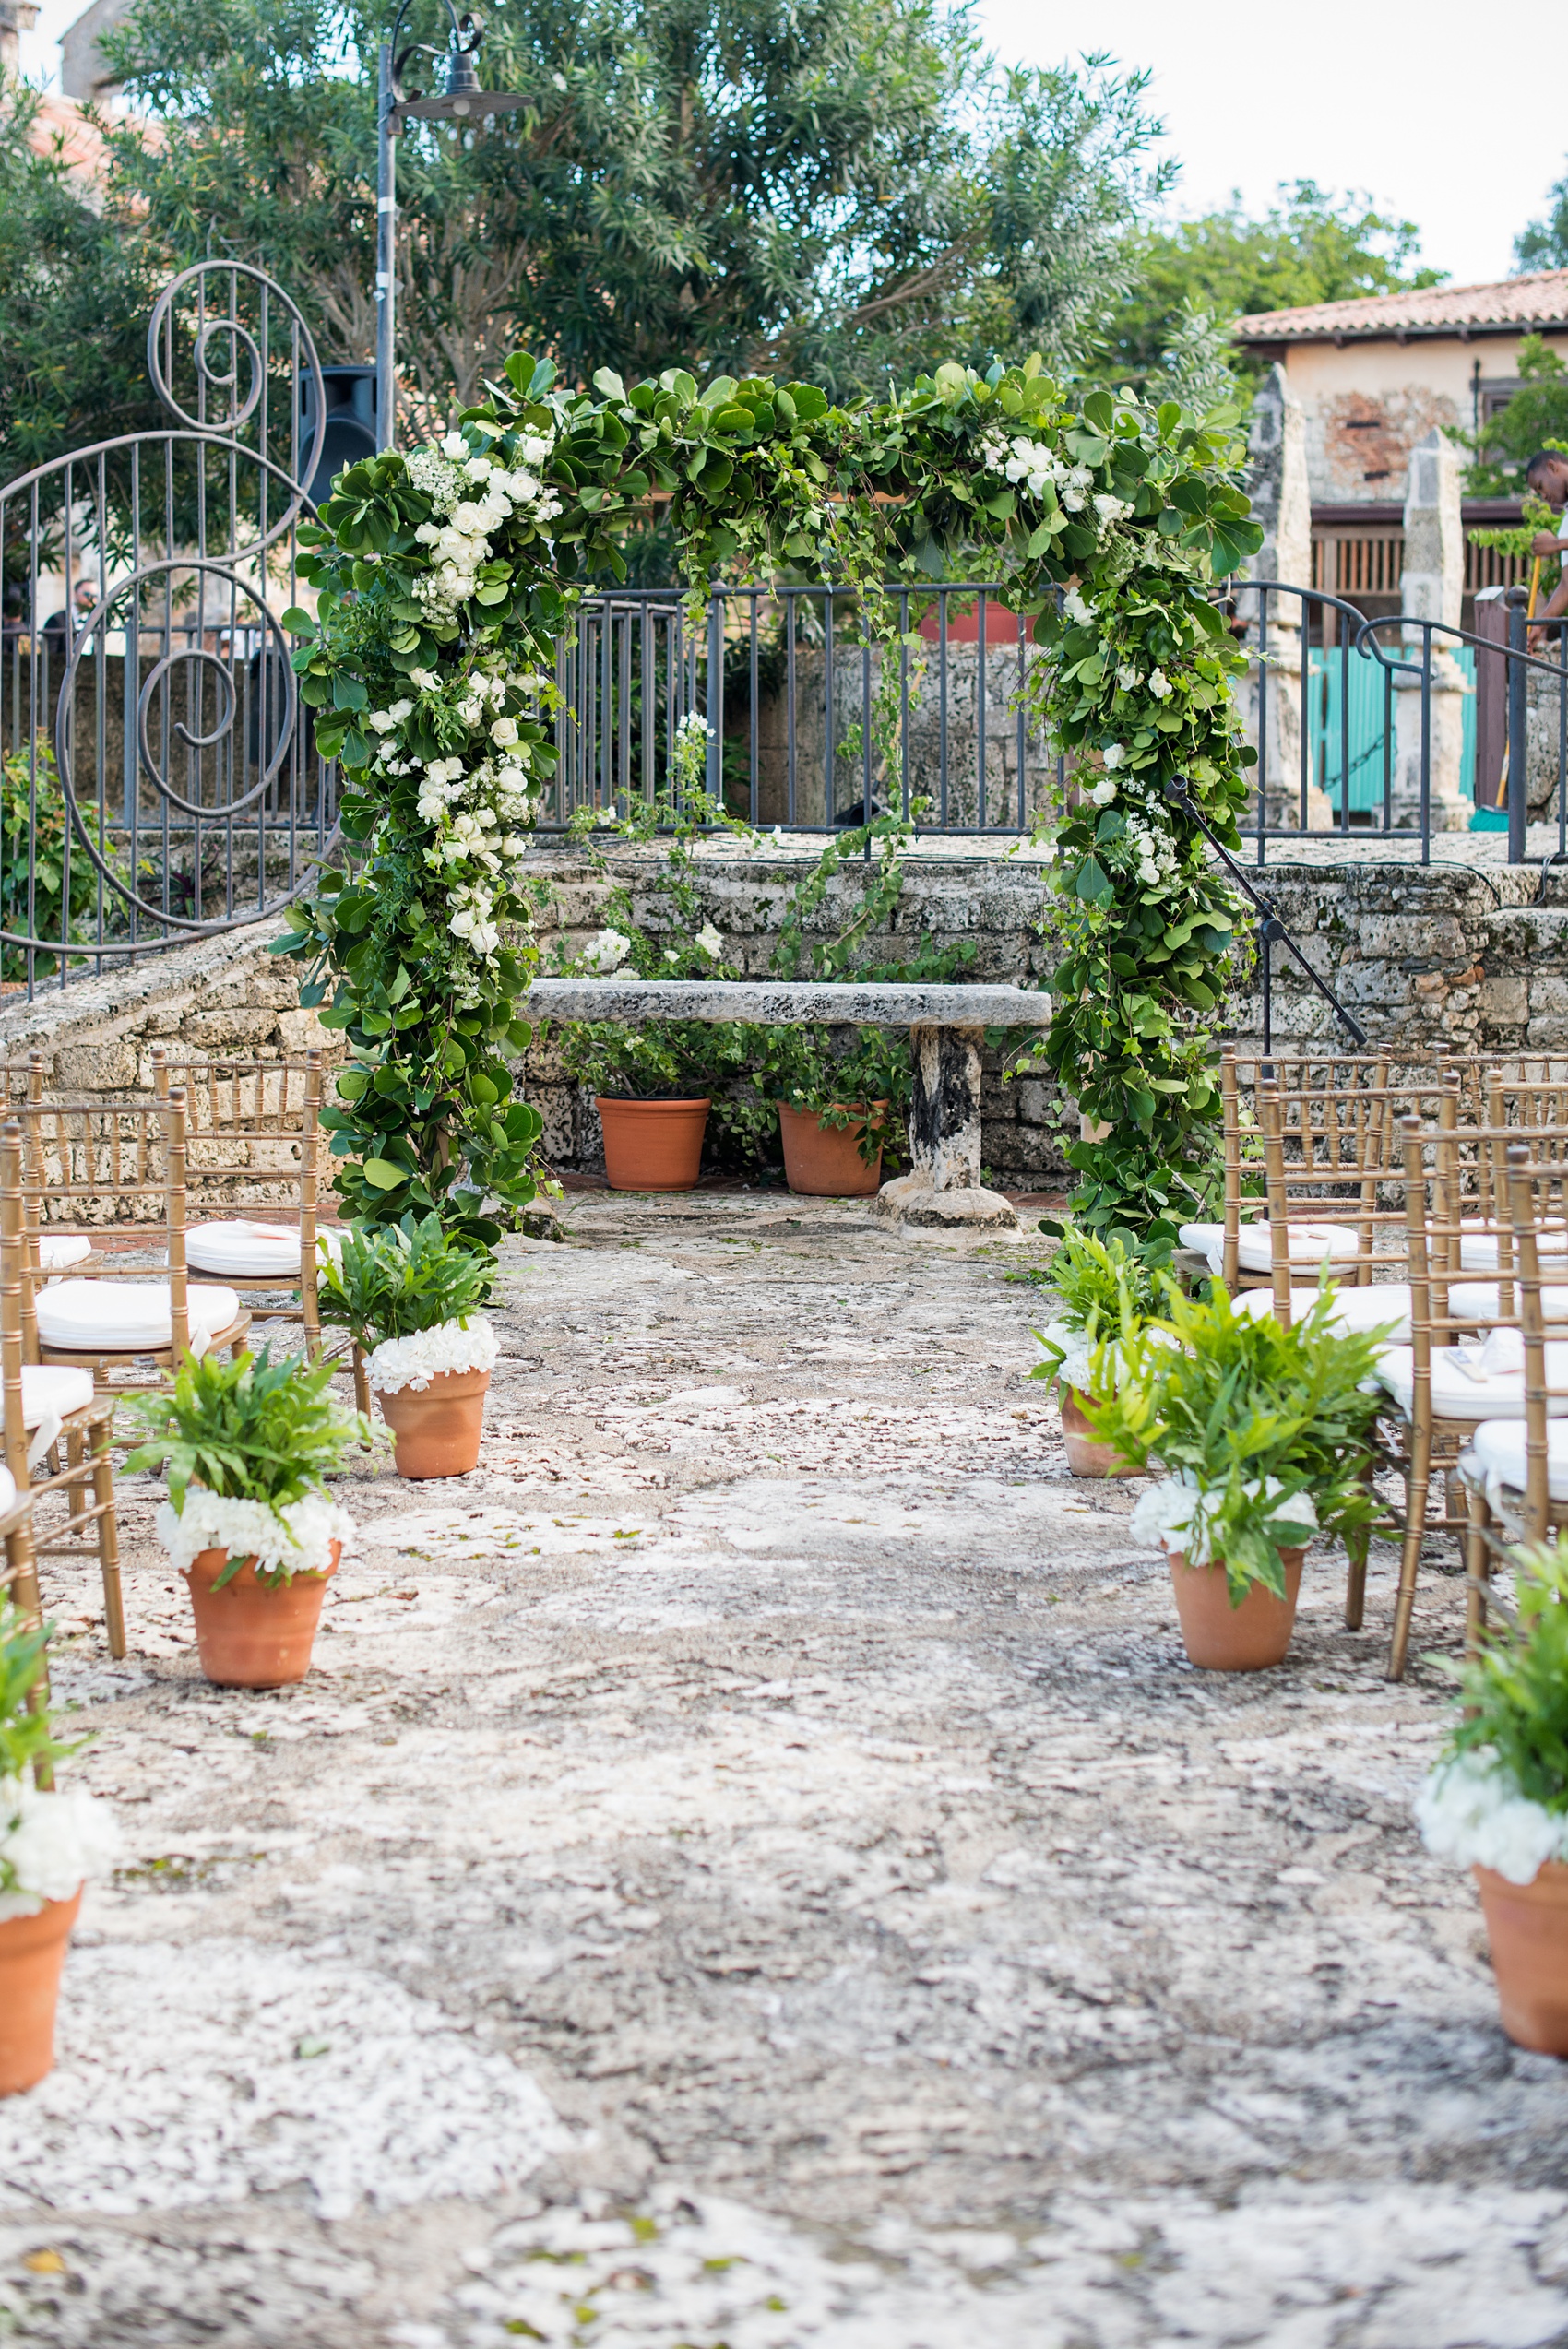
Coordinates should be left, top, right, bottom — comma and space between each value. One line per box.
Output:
596, 1097, 710, 1192
1474, 1859, 1568, 2054
184, 1541, 341, 1688
777, 1102, 885, 1197
1168, 1546, 1304, 1671
0, 1887, 82, 2096
374, 1365, 492, 1478
1059, 1386, 1142, 1479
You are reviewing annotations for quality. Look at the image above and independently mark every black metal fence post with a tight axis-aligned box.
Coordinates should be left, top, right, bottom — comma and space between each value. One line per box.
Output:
1507, 585, 1529, 866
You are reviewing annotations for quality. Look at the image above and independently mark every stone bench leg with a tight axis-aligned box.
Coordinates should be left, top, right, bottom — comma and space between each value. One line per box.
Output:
870, 1024, 1019, 1232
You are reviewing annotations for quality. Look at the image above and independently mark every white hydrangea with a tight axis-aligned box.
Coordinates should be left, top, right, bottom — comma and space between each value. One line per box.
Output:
1129, 1470, 1317, 1567
366, 1314, 501, 1396
1415, 1750, 1568, 1886
0, 1777, 121, 1922
154, 1489, 354, 1581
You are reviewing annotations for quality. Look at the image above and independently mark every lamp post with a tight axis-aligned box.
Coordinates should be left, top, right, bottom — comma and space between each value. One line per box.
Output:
374, 3, 528, 454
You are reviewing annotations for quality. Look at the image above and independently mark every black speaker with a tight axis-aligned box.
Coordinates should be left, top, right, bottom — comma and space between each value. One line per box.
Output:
298, 364, 378, 506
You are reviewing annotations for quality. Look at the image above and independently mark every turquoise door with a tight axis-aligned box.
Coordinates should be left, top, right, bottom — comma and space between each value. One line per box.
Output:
1307, 646, 1477, 816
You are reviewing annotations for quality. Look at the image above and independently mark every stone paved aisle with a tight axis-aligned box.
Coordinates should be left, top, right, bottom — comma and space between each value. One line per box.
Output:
1, 1191, 1565, 2346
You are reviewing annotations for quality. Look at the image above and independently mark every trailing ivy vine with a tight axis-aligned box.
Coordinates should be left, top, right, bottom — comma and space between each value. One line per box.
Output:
274, 350, 1260, 1237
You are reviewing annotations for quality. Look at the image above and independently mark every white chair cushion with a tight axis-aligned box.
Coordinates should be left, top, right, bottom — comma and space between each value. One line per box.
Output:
37, 1234, 91, 1273
34, 1279, 241, 1355
1235, 1220, 1361, 1275
185, 1219, 303, 1278
1178, 1221, 1225, 1268
1373, 1326, 1568, 1421
1458, 1221, 1568, 1272
1236, 1283, 1412, 1340
6, 1364, 96, 1469
1461, 1420, 1568, 1504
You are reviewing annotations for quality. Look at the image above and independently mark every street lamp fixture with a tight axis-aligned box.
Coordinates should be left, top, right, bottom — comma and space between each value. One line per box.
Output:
374, 2, 528, 452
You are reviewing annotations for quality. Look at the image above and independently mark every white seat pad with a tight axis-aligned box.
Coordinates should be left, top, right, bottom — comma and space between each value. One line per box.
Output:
1236, 1284, 1412, 1340
35, 1279, 242, 1354
1236, 1221, 1360, 1275
185, 1219, 303, 1278
37, 1234, 92, 1273
1459, 1222, 1568, 1271
1461, 1420, 1568, 1503
14, 1365, 95, 1428
1374, 1326, 1568, 1421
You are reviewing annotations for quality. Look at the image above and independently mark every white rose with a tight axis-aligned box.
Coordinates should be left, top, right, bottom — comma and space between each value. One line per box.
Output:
442, 431, 468, 459
1089, 777, 1118, 806
490, 716, 519, 746
1101, 744, 1126, 770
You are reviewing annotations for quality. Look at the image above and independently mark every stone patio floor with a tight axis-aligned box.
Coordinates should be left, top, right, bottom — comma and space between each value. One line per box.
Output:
1, 1188, 1566, 2347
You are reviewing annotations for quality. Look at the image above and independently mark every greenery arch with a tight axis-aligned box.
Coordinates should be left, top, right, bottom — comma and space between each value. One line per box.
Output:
274, 350, 1262, 1240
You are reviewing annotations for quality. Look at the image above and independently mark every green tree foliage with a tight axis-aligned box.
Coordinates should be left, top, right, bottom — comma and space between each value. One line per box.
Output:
1101, 179, 1444, 388
96, 0, 1168, 421
1515, 165, 1568, 273
1466, 336, 1568, 498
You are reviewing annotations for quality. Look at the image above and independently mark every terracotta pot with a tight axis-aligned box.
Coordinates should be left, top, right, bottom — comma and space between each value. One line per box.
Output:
0, 1887, 81, 2095
184, 1541, 340, 1688
1168, 1546, 1304, 1671
778, 1102, 885, 1197
1059, 1386, 1142, 1479
596, 1097, 711, 1192
1475, 1859, 1568, 2054
374, 1365, 492, 1478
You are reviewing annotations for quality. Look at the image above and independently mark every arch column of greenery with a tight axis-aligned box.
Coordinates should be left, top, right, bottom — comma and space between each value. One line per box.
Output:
274, 352, 1261, 1241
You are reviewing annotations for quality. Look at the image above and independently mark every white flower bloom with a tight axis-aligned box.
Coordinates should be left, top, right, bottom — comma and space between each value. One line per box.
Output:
1094, 492, 1133, 527
1415, 1750, 1568, 1885
154, 1489, 354, 1581
1116, 664, 1141, 691
1129, 1471, 1316, 1567
695, 921, 724, 959
1148, 668, 1172, 698
1063, 588, 1093, 626
366, 1314, 501, 1396
442, 431, 469, 459
490, 716, 519, 747
1101, 744, 1126, 770
518, 433, 553, 467
579, 927, 632, 974
1089, 777, 1118, 806
0, 1776, 121, 1922
463, 456, 493, 481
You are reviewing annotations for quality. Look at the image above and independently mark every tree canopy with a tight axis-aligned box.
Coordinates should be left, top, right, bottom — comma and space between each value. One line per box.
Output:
1100, 179, 1444, 387
81, 0, 1169, 432
1515, 165, 1568, 273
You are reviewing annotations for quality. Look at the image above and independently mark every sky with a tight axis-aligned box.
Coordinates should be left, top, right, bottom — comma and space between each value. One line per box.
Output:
18, 0, 1568, 290
973, 0, 1564, 288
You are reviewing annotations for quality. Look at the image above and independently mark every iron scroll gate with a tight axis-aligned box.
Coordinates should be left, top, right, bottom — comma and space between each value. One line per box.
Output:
0, 260, 339, 998
1234, 577, 1568, 865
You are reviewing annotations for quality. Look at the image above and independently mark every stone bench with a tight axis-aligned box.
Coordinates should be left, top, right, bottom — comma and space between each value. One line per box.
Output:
520, 979, 1053, 1232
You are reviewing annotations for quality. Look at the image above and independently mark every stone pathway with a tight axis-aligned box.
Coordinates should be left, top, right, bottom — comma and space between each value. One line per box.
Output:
1, 1190, 1564, 2347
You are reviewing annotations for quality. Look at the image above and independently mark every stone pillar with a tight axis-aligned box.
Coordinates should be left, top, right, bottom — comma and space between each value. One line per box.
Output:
871, 1026, 1019, 1231
1392, 427, 1470, 833
1241, 365, 1331, 830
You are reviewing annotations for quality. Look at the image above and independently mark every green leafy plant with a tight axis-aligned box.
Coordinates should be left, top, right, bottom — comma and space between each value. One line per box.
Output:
1087, 1282, 1394, 1601
122, 1344, 365, 1513
1028, 1227, 1169, 1390
0, 1606, 74, 1786
316, 1213, 493, 1352
1445, 1537, 1568, 1816
1, 734, 110, 980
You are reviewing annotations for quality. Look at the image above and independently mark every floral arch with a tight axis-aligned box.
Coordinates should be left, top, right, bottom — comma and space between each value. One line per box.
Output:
274, 350, 1262, 1240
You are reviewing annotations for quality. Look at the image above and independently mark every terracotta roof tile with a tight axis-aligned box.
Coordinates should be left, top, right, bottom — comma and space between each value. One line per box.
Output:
1234, 270, 1568, 343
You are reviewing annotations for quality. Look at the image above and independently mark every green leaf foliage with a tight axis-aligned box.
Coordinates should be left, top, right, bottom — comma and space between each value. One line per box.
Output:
1444, 1538, 1568, 1815
315, 1212, 493, 1352
121, 1343, 366, 1513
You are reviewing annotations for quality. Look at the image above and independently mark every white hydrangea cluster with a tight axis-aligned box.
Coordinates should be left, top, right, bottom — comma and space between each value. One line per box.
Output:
366, 1313, 501, 1396
0, 1776, 121, 1922
1415, 1750, 1568, 1885
1037, 1318, 1121, 1399
1123, 812, 1181, 892
1129, 1470, 1318, 1567
406, 428, 564, 621
155, 1490, 355, 1582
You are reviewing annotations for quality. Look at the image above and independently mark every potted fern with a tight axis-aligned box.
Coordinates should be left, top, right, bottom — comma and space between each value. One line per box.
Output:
125, 1346, 362, 1687
1415, 1536, 1568, 2054
1029, 1228, 1167, 1477
317, 1213, 499, 1477
0, 1607, 119, 2093
1085, 1285, 1391, 1669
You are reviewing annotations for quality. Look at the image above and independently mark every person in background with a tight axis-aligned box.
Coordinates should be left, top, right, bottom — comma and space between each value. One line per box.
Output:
1526, 449, 1568, 649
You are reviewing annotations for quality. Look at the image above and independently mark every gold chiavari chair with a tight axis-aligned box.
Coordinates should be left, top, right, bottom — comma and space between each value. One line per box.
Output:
0, 1121, 124, 1656
20, 1087, 250, 1391
149, 1048, 332, 1357
1, 1055, 101, 1279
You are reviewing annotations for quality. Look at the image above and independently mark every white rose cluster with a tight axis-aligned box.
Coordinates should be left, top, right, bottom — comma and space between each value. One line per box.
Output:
407, 430, 564, 621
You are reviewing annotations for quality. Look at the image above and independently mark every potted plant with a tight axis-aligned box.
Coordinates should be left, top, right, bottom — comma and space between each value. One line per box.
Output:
0, 1606, 119, 2092
124, 1346, 362, 1687
1087, 1284, 1391, 1669
754, 1023, 898, 1198
1030, 1228, 1167, 1477
317, 1213, 499, 1477
1415, 1536, 1568, 2054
